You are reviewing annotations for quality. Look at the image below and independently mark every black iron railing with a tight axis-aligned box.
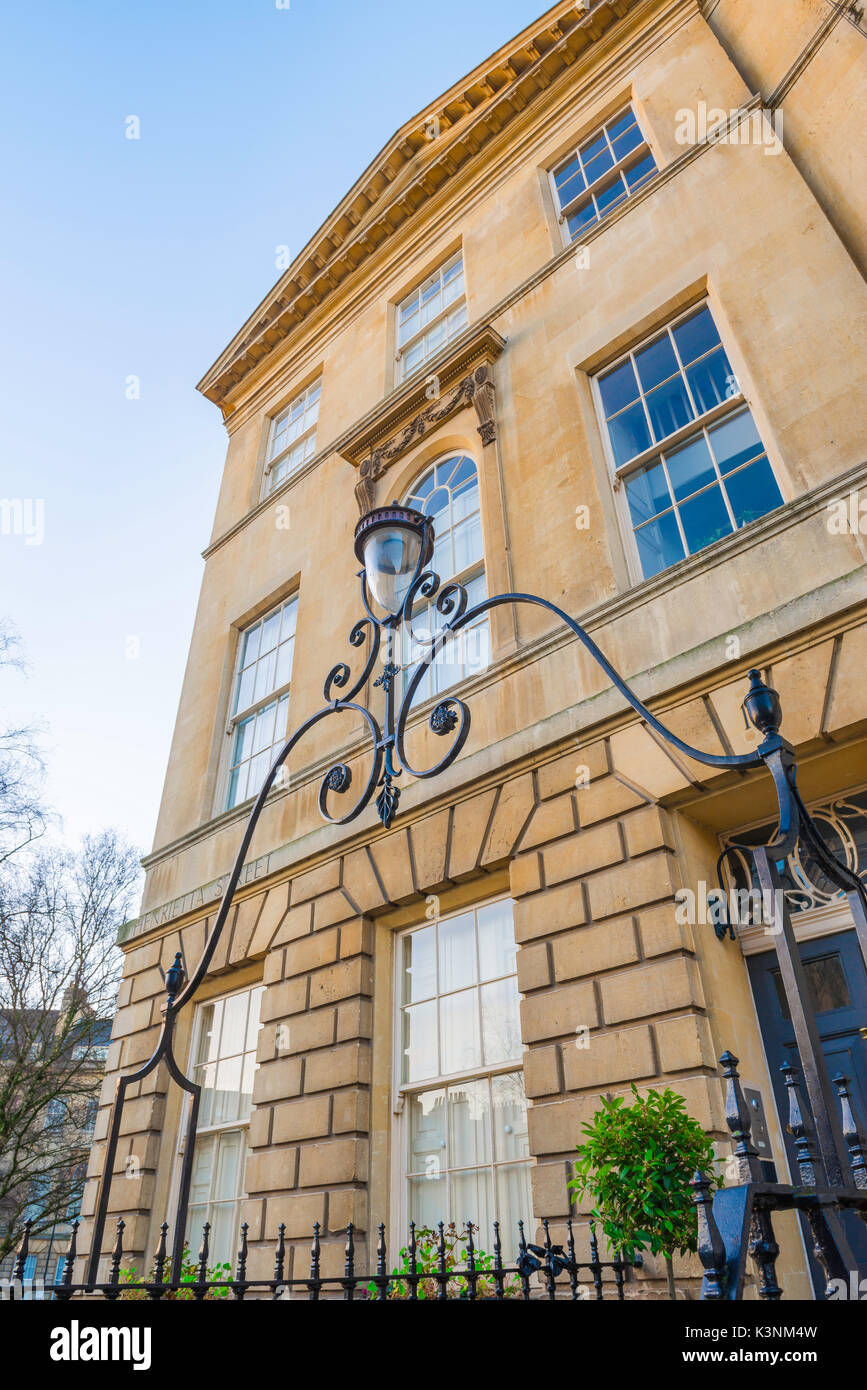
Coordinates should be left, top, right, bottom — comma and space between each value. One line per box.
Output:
5, 1215, 636, 1301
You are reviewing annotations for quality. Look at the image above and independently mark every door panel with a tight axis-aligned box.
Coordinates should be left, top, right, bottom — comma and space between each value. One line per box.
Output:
748, 929, 867, 1297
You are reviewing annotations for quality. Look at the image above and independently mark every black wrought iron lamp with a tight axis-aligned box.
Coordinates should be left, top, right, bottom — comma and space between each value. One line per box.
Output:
84, 501, 867, 1289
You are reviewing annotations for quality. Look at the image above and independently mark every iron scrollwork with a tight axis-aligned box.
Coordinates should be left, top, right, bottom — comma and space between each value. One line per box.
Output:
87, 516, 867, 1290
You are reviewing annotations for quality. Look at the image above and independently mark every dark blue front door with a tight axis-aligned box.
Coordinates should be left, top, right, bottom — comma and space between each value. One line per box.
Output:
748, 928, 867, 1297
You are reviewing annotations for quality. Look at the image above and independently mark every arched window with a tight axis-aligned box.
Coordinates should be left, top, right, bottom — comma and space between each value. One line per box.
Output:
402, 454, 489, 700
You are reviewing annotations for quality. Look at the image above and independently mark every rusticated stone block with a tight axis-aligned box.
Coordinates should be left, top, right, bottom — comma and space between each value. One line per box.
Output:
574, 775, 647, 826
272, 1095, 331, 1144
338, 919, 374, 959
283, 927, 339, 977
254, 1056, 303, 1104
542, 822, 624, 887
291, 860, 340, 904
551, 917, 640, 982
527, 1089, 603, 1156
264, 1192, 326, 1239
448, 787, 498, 879
313, 889, 357, 931
309, 956, 374, 1008
520, 980, 598, 1043
298, 1137, 368, 1187
260, 976, 308, 1023
332, 1087, 369, 1134
562, 1023, 656, 1090
520, 794, 576, 851
272, 901, 313, 948
410, 807, 452, 891
622, 805, 675, 857
537, 740, 609, 800
341, 847, 388, 914
586, 852, 680, 922
368, 829, 415, 903
481, 774, 535, 866
638, 901, 695, 955
248, 883, 291, 957
530, 1161, 571, 1217
245, 1147, 299, 1194
509, 851, 542, 897
655, 1013, 715, 1073
304, 1042, 370, 1093
516, 940, 551, 992
514, 880, 587, 942
600, 957, 704, 1025
523, 1044, 562, 1099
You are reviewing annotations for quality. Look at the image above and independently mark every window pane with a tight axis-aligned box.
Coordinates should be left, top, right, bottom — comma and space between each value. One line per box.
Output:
611, 121, 642, 161
259, 610, 281, 655
221, 993, 248, 1055
555, 154, 585, 203
634, 334, 679, 393
708, 409, 764, 475
672, 307, 720, 366
491, 1073, 529, 1161
686, 346, 736, 415
481, 978, 523, 1065
567, 201, 597, 239
213, 1055, 242, 1124
235, 665, 255, 715
645, 375, 694, 442
408, 1171, 446, 1230
403, 1000, 438, 1083
666, 435, 716, 501
440, 990, 481, 1075
448, 1079, 491, 1168
496, 1165, 533, 1261
452, 1168, 493, 1239
403, 925, 437, 1003
595, 176, 627, 215
409, 1089, 446, 1175
274, 637, 294, 690
214, 1130, 243, 1200
599, 361, 639, 417
584, 145, 614, 186
245, 990, 263, 1051
196, 1001, 222, 1066
724, 458, 782, 528
624, 150, 656, 190
209, 1205, 236, 1272
607, 401, 652, 467
634, 510, 685, 578
625, 460, 671, 525
190, 1134, 215, 1204
679, 484, 733, 554
438, 912, 476, 992
477, 901, 517, 981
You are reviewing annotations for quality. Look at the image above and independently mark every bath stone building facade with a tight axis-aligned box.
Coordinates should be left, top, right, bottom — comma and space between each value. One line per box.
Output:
84, 0, 867, 1298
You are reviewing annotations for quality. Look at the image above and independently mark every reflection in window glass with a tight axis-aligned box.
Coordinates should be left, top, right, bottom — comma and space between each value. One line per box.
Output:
186, 986, 263, 1269
596, 307, 782, 580
398, 902, 530, 1259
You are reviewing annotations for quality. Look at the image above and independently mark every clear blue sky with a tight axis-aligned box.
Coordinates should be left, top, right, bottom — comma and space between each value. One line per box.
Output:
0, 0, 545, 855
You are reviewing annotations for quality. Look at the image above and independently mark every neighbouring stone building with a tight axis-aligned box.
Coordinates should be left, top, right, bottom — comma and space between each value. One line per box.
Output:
83, 0, 867, 1298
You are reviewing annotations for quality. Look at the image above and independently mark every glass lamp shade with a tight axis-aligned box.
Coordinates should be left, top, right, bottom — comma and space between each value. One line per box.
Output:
354, 504, 433, 616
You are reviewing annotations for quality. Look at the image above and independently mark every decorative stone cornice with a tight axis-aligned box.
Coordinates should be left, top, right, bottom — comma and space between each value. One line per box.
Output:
336, 323, 506, 513
196, 0, 642, 412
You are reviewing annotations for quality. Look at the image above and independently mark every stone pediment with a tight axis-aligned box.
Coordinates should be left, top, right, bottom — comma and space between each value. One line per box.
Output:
196, 0, 638, 411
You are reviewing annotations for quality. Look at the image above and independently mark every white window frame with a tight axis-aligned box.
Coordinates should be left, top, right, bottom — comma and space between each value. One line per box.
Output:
389, 896, 531, 1257
394, 253, 467, 384
550, 105, 657, 247
590, 301, 782, 584
220, 595, 299, 813
262, 379, 322, 496
172, 982, 264, 1271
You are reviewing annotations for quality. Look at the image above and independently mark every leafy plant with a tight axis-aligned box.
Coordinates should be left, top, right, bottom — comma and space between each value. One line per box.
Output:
569, 1085, 721, 1299
117, 1244, 232, 1300
367, 1223, 521, 1300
